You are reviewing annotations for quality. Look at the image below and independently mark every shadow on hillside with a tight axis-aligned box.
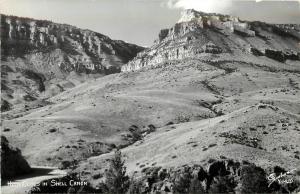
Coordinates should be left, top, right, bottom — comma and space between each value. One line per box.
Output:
1, 167, 56, 186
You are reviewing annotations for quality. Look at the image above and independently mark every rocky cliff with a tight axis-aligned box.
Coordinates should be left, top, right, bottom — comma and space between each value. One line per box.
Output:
1, 15, 144, 112
1, 15, 144, 72
122, 9, 300, 72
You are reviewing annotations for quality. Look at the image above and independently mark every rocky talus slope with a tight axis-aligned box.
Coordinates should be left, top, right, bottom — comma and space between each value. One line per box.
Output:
1, 136, 32, 182
122, 9, 299, 72
1, 14, 144, 113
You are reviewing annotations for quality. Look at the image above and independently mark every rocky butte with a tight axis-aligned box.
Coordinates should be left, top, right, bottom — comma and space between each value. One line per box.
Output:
122, 9, 300, 72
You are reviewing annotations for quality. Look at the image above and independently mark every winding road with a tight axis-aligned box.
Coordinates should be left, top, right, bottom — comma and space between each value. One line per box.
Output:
1, 166, 67, 194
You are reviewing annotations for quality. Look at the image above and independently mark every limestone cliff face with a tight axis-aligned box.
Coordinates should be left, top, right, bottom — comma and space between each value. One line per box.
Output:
122, 9, 300, 72
1, 15, 144, 111
1, 14, 144, 73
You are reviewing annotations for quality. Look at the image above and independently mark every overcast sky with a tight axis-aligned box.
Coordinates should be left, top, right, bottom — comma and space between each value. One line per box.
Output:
1, 0, 299, 46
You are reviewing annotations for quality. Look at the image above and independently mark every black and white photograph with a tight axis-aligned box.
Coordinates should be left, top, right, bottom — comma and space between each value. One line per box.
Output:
1, 0, 300, 193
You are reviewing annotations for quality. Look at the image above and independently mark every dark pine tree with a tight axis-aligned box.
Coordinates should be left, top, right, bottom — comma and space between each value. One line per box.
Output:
105, 149, 129, 194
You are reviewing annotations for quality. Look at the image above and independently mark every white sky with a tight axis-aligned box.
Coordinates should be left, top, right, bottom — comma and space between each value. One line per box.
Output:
1, 0, 299, 46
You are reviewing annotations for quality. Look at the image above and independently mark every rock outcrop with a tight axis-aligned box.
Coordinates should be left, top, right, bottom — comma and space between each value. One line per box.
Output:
122, 9, 300, 72
1, 14, 144, 112
1, 136, 32, 180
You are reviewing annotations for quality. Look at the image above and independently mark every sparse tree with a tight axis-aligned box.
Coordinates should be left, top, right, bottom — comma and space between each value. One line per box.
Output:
105, 149, 129, 194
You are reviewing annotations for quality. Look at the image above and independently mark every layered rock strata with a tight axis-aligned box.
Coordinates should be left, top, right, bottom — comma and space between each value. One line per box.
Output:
122, 9, 300, 72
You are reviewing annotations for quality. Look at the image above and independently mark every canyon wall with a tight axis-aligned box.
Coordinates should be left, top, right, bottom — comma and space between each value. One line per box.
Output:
122, 9, 300, 72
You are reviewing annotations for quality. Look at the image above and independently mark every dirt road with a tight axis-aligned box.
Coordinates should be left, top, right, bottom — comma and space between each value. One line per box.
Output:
1, 166, 67, 194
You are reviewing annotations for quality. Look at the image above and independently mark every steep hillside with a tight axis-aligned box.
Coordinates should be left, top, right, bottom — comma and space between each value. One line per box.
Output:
1, 14, 144, 113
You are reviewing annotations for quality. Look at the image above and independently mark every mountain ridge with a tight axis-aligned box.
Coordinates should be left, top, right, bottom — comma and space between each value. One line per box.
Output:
1, 14, 144, 112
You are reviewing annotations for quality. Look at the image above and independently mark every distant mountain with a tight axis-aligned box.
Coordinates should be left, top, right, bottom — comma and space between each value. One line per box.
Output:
1, 14, 144, 112
122, 9, 300, 72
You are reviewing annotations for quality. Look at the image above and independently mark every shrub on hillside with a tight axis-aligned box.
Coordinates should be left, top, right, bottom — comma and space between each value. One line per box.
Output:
128, 125, 142, 142
128, 177, 144, 194
238, 165, 269, 193
208, 175, 236, 193
172, 167, 193, 194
